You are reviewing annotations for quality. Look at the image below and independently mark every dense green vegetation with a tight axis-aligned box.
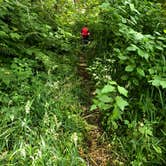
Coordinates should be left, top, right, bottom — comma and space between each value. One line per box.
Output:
0, 0, 166, 165
88, 0, 166, 165
0, 0, 86, 165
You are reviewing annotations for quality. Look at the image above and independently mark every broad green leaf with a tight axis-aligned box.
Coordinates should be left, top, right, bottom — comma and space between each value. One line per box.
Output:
163, 29, 166, 34
117, 86, 128, 97
137, 49, 149, 59
148, 68, 155, 75
160, 80, 166, 89
98, 102, 110, 110
99, 95, 112, 103
118, 54, 128, 60
155, 45, 163, 51
111, 120, 118, 129
100, 2, 110, 10
112, 105, 121, 120
150, 77, 161, 87
115, 96, 128, 111
125, 65, 134, 72
109, 81, 117, 85
135, 32, 144, 40
0, 31, 8, 38
102, 103, 112, 110
137, 68, 145, 77
124, 120, 129, 125
158, 37, 166, 41
10, 33, 21, 40
129, 4, 135, 11
126, 44, 138, 51
122, 18, 127, 24
90, 104, 97, 111
95, 89, 101, 95
101, 85, 116, 93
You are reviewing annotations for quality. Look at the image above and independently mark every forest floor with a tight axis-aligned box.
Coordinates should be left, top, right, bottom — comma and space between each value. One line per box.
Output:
77, 52, 113, 166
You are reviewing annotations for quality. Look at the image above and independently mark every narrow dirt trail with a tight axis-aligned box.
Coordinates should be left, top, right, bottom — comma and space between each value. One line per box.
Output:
77, 52, 112, 166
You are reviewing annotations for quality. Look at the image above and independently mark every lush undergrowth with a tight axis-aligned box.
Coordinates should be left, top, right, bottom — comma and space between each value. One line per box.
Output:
0, 0, 87, 165
84, 0, 166, 165
1, 0, 166, 165
0, 54, 87, 165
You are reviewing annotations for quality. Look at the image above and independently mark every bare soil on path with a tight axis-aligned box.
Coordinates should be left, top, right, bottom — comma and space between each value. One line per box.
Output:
77, 53, 113, 166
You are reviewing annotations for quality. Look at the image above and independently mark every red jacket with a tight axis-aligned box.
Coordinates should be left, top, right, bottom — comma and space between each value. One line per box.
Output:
81, 27, 90, 37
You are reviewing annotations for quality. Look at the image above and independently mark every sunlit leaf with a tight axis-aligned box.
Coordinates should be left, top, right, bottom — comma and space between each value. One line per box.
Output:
10, 33, 21, 40
101, 85, 116, 93
125, 65, 134, 72
115, 96, 128, 111
137, 49, 149, 59
126, 44, 138, 51
117, 86, 128, 97
149, 78, 160, 87
0, 31, 8, 38
90, 104, 97, 111
160, 80, 166, 89
137, 68, 145, 77
99, 95, 112, 103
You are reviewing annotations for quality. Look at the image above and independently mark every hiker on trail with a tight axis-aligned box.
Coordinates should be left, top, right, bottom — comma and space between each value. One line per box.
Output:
81, 25, 90, 45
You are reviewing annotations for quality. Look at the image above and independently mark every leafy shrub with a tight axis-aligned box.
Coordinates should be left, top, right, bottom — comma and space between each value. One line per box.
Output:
0, 0, 86, 165
88, 0, 166, 164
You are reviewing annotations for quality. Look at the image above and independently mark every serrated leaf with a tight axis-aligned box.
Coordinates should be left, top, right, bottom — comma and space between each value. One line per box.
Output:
125, 65, 134, 72
115, 96, 128, 111
137, 68, 145, 77
117, 86, 128, 97
101, 85, 115, 93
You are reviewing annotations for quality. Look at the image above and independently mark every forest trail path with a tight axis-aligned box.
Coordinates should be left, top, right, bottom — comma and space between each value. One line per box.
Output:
77, 52, 112, 166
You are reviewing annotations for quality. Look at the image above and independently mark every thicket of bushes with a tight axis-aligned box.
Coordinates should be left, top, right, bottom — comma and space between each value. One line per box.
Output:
0, 0, 86, 165
87, 0, 166, 165
1, 0, 166, 165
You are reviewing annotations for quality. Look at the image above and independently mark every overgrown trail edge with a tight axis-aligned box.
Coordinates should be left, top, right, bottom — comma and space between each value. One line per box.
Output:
77, 52, 112, 166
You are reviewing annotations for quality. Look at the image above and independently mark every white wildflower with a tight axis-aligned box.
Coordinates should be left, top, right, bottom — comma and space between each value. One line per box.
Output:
71, 132, 78, 147
25, 100, 33, 114
20, 148, 26, 158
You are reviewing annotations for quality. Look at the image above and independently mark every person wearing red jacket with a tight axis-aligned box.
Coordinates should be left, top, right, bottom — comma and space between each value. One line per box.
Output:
81, 25, 90, 44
